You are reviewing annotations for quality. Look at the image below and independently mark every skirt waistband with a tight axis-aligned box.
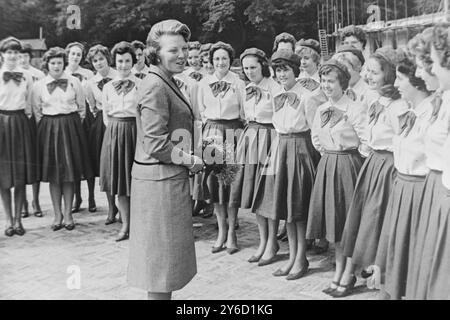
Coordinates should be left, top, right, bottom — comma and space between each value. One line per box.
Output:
324, 149, 359, 155
396, 172, 426, 182
110, 116, 136, 122
279, 130, 311, 138
0, 109, 25, 115
206, 119, 241, 125
247, 121, 274, 129
43, 112, 79, 118
372, 149, 393, 156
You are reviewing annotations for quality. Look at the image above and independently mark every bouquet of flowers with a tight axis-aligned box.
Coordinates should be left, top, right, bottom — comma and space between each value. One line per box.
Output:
201, 136, 241, 188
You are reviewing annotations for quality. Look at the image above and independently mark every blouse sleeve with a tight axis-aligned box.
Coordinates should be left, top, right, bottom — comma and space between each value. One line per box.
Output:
311, 106, 324, 154
31, 82, 43, 123
24, 72, 34, 118
72, 78, 86, 120
348, 102, 371, 157
85, 81, 97, 113
197, 80, 207, 122
101, 85, 111, 127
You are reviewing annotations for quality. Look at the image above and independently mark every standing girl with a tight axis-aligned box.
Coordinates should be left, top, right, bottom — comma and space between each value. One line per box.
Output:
100, 41, 141, 241
0, 37, 36, 236
32, 47, 93, 231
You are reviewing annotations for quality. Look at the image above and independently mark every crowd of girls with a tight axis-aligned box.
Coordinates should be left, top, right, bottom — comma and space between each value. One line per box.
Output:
0, 22, 449, 299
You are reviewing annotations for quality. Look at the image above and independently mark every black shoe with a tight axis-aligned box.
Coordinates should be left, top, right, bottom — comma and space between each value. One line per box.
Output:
51, 224, 63, 231
4, 227, 15, 237
21, 212, 30, 218
115, 232, 129, 242
227, 247, 239, 255
71, 199, 82, 213
105, 217, 117, 225
202, 204, 214, 218
32, 201, 43, 217
313, 243, 329, 255
329, 276, 357, 298
21, 201, 29, 218
64, 223, 75, 231
286, 261, 309, 280
211, 244, 226, 254
322, 281, 340, 295
14, 225, 26, 236
193, 201, 206, 216
361, 269, 373, 279
88, 198, 97, 213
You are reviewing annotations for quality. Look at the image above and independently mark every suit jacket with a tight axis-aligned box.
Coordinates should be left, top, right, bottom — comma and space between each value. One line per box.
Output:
133, 65, 195, 181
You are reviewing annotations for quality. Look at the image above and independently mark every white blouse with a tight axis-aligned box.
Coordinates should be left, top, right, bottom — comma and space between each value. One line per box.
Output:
197, 71, 246, 121
311, 94, 369, 156
31, 72, 85, 121
425, 90, 450, 172
393, 96, 434, 176
131, 64, 150, 79
174, 72, 201, 121
85, 68, 118, 113
65, 66, 94, 83
101, 74, 141, 126
441, 133, 450, 189
21, 66, 45, 83
243, 77, 280, 124
0, 66, 33, 115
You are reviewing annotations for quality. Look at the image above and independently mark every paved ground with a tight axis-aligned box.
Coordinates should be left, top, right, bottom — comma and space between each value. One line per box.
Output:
0, 182, 380, 300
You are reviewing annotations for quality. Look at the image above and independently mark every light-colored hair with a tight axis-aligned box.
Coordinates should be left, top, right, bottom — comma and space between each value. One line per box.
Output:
297, 46, 321, 65
432, 23, 450, 69
146, 19, 191, 65
333, 51, 362, 73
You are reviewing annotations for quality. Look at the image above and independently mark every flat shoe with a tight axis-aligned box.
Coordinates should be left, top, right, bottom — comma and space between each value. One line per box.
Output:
21, 212, 30, 218
105, 217, 117, 225
64, 223, 75, 231
322, 281, 340, 294
361, 269, 373, 279
88, 199, 97, 213
227, 247, 239, 255
248, 255, 263, 263
258, 255, 278, 267
34, 211, 43, 218
14, 225, 26, 236
211, 244, 226, 254
329, 276, 357, 298
51, 224, 63, 231
273, 268, 290, 277
115, 232, 129, 242
286, 261, 309, 281
4, 227, 15, 237
71, 200, 82, 213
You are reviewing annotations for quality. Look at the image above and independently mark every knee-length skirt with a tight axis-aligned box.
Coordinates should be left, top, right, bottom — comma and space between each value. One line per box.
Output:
306, 149, 364, 243
229, 121, 275, 209
406, 170, 447, 300
199, 119, 244, 205
0, 109, 37, 189
427, 189, 450, 300
99, 117, 136, 197
37, 112, 93, 184
341, 150, 396, 267
251, 131, 320, 223
374, 172, 426, 300
127, 164, 197, 292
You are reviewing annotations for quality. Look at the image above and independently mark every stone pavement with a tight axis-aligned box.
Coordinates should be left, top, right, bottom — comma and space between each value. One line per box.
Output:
0, 182, 380, 300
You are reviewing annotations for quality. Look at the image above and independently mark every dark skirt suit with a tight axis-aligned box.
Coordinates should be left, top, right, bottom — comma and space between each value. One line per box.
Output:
127, 65, 197, 293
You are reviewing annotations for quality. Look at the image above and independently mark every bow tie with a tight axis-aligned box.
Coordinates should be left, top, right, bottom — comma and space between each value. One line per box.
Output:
3, 71, 23, 85
274, 92, 301, 112
430, 90, 443, 124
297, 78, 320, 92
369, 101, 385, 125
71, 73, 83, 82
47, 79, 68, 94
399, 110, 417, 137
209, 81, 231, 97
189, 71, 203, 82
174, 78, 187, 91
97, 77, 112, 91
134, 72, 147, 80
346, 88, 357, 101
112, 79, 135, 95
246, 86, 263, 105
320, 106, 345, 128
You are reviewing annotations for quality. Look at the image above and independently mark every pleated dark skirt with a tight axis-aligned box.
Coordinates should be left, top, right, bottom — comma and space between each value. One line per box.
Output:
229, 121, 275, 209
99, 117, 136, 197
341, 150, 396, 267
37, 112, 93, 184
251, 131, 320, 223
82, 103, 95, 133
306, 149, 363, 243
200, 119, 244, 204
406, 170, 447, 300
375, 172, 426, 300
427, 189, 450, 300
0, 110, 37, 189
87, 111, 106, 177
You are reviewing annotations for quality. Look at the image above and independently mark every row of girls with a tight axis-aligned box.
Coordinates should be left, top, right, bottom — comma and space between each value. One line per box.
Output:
178, 25, 450, 300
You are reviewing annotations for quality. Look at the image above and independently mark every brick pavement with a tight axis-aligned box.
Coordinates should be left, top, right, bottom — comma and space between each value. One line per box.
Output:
0, 182, 380, 300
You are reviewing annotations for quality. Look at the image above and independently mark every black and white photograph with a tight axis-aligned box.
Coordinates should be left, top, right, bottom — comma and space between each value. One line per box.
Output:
0, 0, 449, 303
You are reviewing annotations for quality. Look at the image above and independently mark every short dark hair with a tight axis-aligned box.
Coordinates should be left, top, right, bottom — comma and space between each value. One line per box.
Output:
340, 25, 367, 49
42, 47, 68, 71
0, 37, 22, 53
209, 41, 235, 67
272, 61, 300, 78
111, 41, 137, 67
20, 43, 33, 58
241, 54, 271, 81
397, 56, 429, 94
273, 32, 296, 53
131, 40, 145, 51
371, 47, 403, 100
86, 44, 111, 67
65, 42, 85, 59
319, 63, 350, 91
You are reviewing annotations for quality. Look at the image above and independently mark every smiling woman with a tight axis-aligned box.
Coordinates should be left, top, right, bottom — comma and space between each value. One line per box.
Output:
127, 20, 203, 301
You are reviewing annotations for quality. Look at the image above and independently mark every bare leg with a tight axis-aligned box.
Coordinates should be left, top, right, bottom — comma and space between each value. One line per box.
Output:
261, 218, 280, 260
49, 183, 63, 225
336, 257, 356, 292
13, 186, 25, 228
32, 182, 42, 214
117, 196, 130, 235
106, 193, 118, 220
87, 177, 96, 210
62, 182, 75, 225
21, 188, 29, 217
250, 215, 268, 260
213, 204, 228, 248
0, 188, 13, 229
226, 206, 238, 249
147, 292, 172, 300
277, 221, 297, 274
289, 221, 309, 274
333, 243, 347, 286
72, 181, 82, 212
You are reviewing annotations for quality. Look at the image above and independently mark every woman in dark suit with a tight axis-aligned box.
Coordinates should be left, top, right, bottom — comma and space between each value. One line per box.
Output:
127, 19, 203, 300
